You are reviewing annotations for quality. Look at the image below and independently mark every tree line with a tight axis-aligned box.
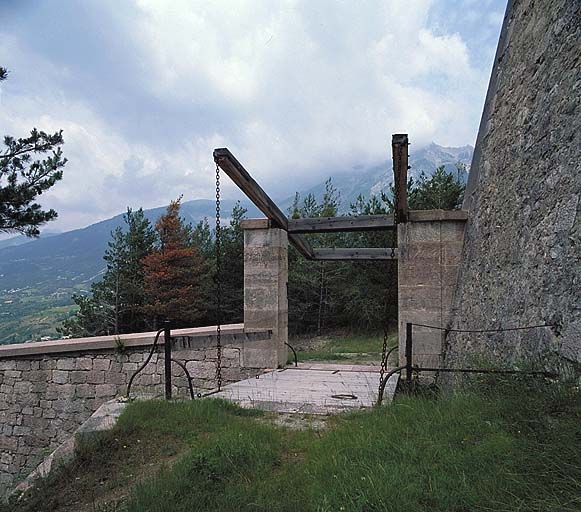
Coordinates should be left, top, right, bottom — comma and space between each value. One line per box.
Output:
60, 166, 465, 337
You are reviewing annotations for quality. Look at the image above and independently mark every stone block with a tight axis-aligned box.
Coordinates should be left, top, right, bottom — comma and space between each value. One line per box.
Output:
86, 371, 105, 384
56, 359, 76, 371
52, 370, 69, 385
122, 362, 139, 373
43, 408, 57, 419
69, 371, 87, 384
39, 359, 57, 370
14, 381, 31, 394
185, 361, 216, 380
104, 371, 126, 385
129, 353, 144, 363
0, 360, 16, 371
76, 384, 96, 399
95, 384, 117, 398
92, 359, 111, 371
15, 360, 31, 371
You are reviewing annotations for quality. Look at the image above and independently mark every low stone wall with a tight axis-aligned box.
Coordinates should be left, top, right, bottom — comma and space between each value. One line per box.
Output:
0, 325, 269, 496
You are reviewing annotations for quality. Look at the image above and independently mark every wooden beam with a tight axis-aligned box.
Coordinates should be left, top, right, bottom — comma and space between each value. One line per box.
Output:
288, 214, 395, 233
392, 134, 409, 223
312, 248, 398, 261
213, 148, 288, 229
289, 233, 315, 259
213, 148, 315, 260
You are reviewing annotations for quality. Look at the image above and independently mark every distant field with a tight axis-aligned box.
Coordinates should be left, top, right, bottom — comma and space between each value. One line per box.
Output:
0, 288, 81, 344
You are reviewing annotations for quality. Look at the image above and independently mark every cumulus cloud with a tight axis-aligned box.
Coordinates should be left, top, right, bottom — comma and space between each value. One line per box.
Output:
0, 0, 505, 231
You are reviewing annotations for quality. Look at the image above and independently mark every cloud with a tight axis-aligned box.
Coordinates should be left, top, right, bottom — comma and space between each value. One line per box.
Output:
0, 0, 505, 232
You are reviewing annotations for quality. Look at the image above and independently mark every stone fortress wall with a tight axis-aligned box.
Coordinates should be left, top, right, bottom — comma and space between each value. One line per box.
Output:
446, 0, 580, 367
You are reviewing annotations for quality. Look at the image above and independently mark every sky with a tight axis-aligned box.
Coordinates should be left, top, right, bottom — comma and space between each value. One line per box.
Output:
0, 0, 506, 233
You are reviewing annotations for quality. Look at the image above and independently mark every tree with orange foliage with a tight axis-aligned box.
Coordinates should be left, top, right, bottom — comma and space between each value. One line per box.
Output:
142, 197, 210, 328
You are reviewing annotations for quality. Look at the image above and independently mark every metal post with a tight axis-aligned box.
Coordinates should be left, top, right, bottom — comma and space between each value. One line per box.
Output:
405, 322, 413, 382
164, 320, 172, 400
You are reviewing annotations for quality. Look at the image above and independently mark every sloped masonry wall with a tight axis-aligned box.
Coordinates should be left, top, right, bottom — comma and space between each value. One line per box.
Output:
0, 327, 266, 496
447, 0, 581, 368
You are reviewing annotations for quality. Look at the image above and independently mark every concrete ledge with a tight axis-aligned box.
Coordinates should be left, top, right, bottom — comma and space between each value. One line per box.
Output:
240, 218, 272, 230
13, 399, 127, 496
0, 324, 258, 359
408, 209, 469, 222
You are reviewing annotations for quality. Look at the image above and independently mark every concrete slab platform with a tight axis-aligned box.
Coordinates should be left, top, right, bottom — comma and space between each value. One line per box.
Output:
216, 364, 399, 415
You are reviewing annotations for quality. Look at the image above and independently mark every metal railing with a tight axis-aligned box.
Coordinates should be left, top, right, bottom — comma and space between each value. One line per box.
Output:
376, 321, 557, 406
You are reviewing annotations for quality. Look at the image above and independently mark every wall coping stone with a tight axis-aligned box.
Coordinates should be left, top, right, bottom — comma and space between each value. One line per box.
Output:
407, 210, 469, 222
0, 324, 249, 359
240, 218, 272, 230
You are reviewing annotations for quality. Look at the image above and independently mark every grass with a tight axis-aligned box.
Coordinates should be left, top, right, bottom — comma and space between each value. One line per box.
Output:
6, 376, 579, 512
291, 332, 397, 363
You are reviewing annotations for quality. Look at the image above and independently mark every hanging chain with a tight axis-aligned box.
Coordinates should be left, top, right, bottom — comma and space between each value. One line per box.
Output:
215, 161, 223, 391
379, 154, 402, 397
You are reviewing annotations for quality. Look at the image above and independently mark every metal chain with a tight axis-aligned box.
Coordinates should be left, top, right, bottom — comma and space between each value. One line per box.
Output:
215, 162, 223, 391
379, 155, 402, 397
378, 325, 390, 398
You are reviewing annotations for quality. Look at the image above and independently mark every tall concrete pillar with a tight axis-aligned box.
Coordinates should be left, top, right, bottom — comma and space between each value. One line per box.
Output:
398, 214, 466, 368
241, 219, 288, 368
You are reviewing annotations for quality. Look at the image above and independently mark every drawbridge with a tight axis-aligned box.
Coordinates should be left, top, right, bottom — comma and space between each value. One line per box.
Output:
216, 362, 400, 415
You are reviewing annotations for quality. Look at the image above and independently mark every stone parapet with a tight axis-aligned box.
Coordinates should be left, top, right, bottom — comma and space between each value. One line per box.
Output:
0, 326, 268, 496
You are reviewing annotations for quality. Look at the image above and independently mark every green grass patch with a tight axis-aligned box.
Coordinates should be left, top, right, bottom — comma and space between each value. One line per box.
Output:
291, 332, 397, 363
7, 379, 580, 512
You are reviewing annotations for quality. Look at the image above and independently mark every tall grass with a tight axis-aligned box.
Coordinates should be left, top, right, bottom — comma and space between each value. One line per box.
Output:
7, 378, 580, 512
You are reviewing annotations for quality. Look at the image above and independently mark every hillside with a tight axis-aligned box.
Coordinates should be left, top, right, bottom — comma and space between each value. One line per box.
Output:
0, 142, 472, 344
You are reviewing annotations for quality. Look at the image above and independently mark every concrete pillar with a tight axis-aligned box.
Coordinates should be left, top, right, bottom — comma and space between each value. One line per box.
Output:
241, 219, 288, 368
398, 216, 466, 368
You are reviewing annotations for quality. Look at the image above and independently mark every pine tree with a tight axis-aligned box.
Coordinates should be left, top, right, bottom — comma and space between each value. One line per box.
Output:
0, 67, 67, 236
60, 208, 155, 336
142, 198, 210, 327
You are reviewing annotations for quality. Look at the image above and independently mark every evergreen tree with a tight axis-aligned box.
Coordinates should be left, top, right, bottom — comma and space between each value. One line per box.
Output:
1, 67, 67, 237
142, 198, 210, 327
60, 208, 155, 336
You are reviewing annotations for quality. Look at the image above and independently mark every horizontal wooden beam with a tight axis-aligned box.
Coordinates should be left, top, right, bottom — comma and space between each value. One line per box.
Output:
312, 248, 398, 261
288, 214, 395, 233
213, 148, 288, 230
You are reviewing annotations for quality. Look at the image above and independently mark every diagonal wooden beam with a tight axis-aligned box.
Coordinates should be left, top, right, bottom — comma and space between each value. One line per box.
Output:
213, 148, 288, 229
213, 148, 315, 259
312, 248, 398, 261
288, 214, 395, 233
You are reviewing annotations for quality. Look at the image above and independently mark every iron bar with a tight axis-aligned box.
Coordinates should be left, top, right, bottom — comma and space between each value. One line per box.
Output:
405, 322, 413, 383
164, 321, 172, 400
411, 322, 554, 333
385, 345, 398, 363
170, 358, 195, 399
126, 327, 164, 398
415, 366, 557, 377
285, 342, 298, 367
376, 366, 406, 406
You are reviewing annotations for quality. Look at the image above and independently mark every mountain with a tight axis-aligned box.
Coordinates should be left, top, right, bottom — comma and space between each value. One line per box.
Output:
0, 142, 472, 344
0, 230, 62, 250
282, 143, 473, 210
